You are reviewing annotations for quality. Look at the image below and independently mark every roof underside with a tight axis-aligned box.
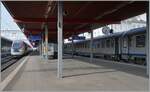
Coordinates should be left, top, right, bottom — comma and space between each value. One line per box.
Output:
2, 1, 148, 42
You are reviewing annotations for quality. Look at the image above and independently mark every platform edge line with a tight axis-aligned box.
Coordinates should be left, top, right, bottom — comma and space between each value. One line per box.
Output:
0, 56, 29, 91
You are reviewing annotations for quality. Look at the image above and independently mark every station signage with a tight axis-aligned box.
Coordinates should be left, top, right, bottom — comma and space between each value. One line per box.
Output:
29, 35, 41, 41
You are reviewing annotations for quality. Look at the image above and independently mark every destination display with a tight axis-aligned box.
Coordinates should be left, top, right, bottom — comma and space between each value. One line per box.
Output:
29, 35, 41, 41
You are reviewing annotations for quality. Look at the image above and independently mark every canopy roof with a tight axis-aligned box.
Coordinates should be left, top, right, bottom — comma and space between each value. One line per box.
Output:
2, 1, 148, 42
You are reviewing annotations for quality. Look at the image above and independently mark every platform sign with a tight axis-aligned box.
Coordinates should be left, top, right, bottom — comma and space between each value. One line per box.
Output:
29, 35, 41, 41
69, 36, 85, 41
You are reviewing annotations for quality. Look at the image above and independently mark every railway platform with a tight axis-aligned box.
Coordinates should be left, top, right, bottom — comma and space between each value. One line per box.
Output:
1, 1, 149, 92
3, 54, 148, 91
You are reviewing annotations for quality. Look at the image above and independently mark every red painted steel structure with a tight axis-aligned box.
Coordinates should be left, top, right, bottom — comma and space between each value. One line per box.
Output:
13, 17, 120, 24
2, 1, 148, 42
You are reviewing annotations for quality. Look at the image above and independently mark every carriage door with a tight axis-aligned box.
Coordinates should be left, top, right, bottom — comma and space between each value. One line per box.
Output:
121, 37, 129, 59
115, 38, 119, 56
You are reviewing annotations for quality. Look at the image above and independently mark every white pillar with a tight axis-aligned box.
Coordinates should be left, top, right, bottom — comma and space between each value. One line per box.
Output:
42, 33, 44, 58
57, 1, 63, 78
0, 29, 1, 82
146, 4, 149, 76
45, 25, 48, 60
40, 37, 42, 56
90, 31, 93, 62
71, 36, 74, 58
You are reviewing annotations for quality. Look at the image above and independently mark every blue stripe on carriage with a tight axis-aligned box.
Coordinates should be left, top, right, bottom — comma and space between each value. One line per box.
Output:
68, 51, 146, 57
122, 53, 146, 56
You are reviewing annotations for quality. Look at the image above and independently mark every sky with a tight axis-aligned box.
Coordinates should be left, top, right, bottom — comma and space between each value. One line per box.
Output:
1, 2, 20, 30
0, 2, 32, 47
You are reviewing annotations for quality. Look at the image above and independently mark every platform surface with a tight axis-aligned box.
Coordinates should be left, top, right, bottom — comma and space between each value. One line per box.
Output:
4, 55, 149, 91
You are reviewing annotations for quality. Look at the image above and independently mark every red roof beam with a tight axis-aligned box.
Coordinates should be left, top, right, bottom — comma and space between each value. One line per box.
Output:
13, 17, 120, 24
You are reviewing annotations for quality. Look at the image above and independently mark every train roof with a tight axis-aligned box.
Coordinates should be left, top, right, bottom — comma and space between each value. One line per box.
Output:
122, 27, 146, 37
95, 32, 123, 40
71, 31, 123, 44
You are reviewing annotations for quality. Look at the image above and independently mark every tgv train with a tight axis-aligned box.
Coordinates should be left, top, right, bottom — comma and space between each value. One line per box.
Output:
11, 40, 29, 56
64, 27, 146, 65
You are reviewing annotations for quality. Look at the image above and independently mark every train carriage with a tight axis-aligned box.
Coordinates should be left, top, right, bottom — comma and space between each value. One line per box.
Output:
92, 32, 122, 60
64, 27, 146, 65
119, 27, 146, 64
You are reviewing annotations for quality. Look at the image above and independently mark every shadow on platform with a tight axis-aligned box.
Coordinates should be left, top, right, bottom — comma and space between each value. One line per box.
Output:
73, 56, 148, 78
63, 70, 116, 78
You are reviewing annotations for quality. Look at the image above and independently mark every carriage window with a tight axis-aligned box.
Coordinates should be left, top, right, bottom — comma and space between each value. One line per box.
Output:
88, 42, 90, 48
94, 41, 96, 48
86, 43, 88, 48
106, 39, 110, 48
85, 43, 87, 48
94, 42, 97, 49
123, 38, 127, 48
101, 40, 105, 48
136, 35, 145, 47
97, 41, 100, 48
99, 41, 101, 48
82, 43, 84, 48
96, 42, 99, 48
128, 37, 132, 47
97, 43, 100, 48
111, 39, 114, 47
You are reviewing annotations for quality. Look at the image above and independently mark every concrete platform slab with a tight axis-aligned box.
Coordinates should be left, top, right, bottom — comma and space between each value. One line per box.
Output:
4, 55, 149, 91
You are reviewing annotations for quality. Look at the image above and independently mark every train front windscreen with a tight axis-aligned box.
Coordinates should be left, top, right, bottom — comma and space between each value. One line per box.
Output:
12, 41, 23, 49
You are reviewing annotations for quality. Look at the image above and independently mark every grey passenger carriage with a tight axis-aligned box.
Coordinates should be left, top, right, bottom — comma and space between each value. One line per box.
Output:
64, 27, 146, 65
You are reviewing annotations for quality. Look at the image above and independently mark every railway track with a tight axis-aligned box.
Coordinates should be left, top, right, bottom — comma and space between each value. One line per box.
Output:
1, 56, 22, 72
1, 56, 14, 64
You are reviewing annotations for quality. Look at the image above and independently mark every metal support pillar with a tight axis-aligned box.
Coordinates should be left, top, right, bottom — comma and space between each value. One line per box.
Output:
71, 37, 74, 58
146, 4, 149, 76
42, 33, 44, 57
45, 25, 48, 60
57, 1, 63, 78
39, 39, 41, 56
0, 29, 1, 82
90, 31, 93, 62
40, 33, 42, 56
